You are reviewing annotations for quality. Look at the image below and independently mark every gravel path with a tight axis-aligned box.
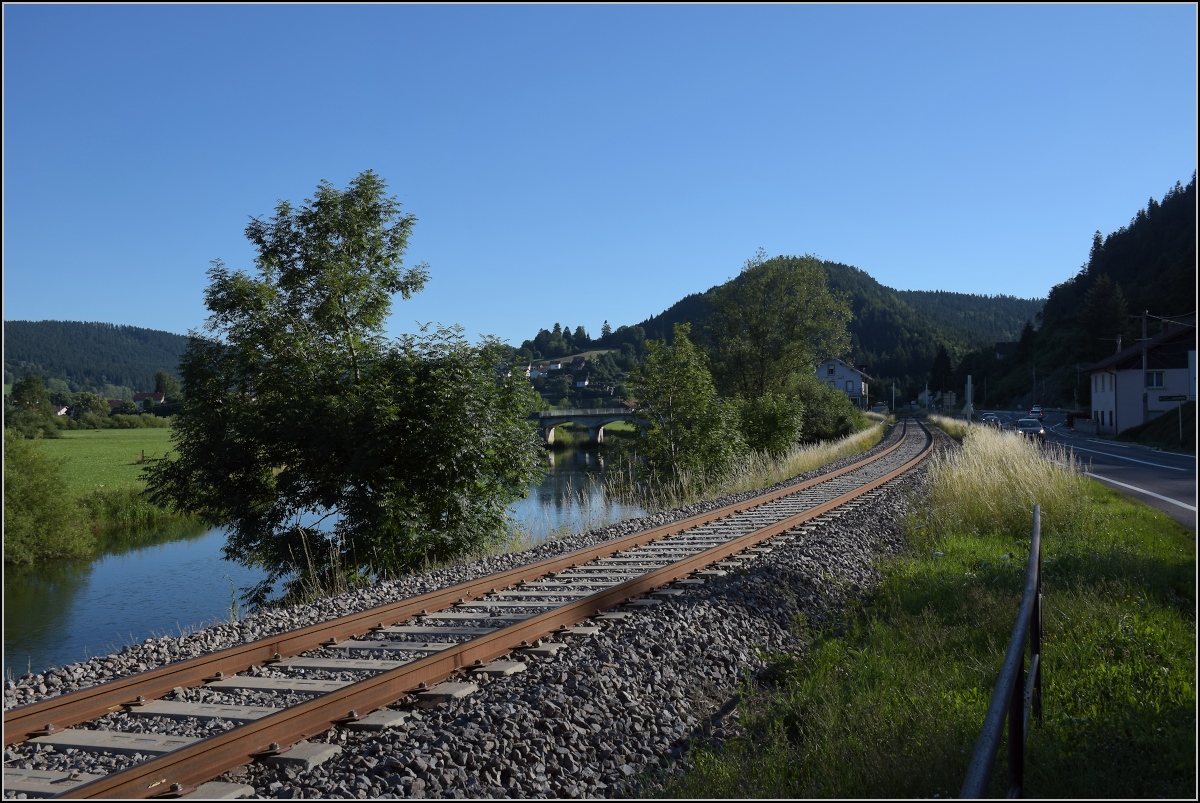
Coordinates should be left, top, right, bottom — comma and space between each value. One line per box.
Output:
4, 422, 954, 799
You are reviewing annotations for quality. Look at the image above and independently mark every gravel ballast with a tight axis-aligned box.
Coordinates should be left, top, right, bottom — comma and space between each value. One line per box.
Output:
4, 422, 953, 798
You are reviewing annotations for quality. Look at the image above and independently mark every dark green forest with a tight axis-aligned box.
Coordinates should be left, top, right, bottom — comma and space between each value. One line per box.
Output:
3, 321, 187, 398
983, 172, 1197, 409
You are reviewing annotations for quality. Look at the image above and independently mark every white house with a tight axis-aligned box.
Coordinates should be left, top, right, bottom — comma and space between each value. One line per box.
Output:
1086, 321, 1196, 435
815, 358, 871, 409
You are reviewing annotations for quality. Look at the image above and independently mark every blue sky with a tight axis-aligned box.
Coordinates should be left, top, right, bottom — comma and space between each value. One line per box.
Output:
3, 4, 1196, 347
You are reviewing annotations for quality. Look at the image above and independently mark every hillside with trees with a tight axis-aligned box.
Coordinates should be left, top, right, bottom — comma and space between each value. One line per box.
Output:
979, 172, 1197, 410
526, 257, 1043, 402
3, 321, 188, 399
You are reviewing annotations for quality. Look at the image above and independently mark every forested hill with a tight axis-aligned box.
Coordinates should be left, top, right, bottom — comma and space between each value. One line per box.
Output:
3, 320, 188, 397
613, 260, 1042, 391
896, 290, 1044, 345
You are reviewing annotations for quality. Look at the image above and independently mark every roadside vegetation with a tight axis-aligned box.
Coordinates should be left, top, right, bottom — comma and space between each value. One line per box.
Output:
1117, 400, 1195, 453
660, 426, 1195, 798
926, 412, 969, 441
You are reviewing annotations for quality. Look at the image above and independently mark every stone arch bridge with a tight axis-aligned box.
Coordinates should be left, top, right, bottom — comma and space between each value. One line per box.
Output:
534, 408, 640, 446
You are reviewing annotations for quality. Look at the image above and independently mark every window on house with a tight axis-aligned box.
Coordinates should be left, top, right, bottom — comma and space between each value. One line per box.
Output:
1093, 375, 1098, 393
827, 366, 835, 376
1146, 371, 1164, 388
846, 381, 854, 391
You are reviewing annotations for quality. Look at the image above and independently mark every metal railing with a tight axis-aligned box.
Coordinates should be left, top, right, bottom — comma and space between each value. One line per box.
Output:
961, 505, 1044, 798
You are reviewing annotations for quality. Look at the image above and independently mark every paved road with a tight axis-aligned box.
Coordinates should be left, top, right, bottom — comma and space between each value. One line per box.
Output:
983, 409, 1196, 531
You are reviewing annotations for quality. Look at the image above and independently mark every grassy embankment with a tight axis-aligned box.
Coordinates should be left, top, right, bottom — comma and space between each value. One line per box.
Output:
38, 428, 185, 539
1118, 400, 1196, 453
608, 417, 888, 513
658, 426, 1195, 798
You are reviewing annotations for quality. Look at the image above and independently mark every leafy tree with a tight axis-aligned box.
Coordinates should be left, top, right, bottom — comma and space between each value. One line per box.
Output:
631, 323, 746, 489
706, 250, 851, 399
146, 171, 543, 605
3, 428, 91, 564
736, 393, 805, 456
10, 374, 51, 414
7, 374, 61, 438
154, 370, 183, 404
790, 373, 864, 442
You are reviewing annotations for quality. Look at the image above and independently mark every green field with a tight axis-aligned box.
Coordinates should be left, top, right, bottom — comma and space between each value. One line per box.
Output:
39, 428, 174, 499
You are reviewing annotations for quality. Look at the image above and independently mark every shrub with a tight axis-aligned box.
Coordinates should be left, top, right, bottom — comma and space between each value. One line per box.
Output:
3, 429, 93, 564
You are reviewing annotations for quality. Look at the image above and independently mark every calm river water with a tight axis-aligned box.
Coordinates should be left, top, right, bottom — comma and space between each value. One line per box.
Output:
3, 448, 644, 680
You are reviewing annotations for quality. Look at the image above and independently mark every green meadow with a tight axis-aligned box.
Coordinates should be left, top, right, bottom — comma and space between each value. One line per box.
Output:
38, 428, 174, 499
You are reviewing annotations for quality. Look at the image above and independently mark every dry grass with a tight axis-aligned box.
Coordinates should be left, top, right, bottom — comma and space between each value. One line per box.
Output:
914, 424, 1089, 541
610, 422, 887, 511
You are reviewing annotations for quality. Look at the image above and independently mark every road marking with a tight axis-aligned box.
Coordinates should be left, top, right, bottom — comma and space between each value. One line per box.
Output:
1085, 473, 1197, 512
1086, 438, 1129, 448
1063, 444, 1188, 471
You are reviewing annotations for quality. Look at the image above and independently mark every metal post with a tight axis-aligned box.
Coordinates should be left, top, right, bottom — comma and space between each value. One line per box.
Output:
1142, 311, 1149, 427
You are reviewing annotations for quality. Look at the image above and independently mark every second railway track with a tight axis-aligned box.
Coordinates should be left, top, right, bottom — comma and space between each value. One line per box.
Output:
4, 419, 934, 799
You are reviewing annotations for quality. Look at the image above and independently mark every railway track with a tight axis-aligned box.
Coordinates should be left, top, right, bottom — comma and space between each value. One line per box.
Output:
4, 419, 932, 799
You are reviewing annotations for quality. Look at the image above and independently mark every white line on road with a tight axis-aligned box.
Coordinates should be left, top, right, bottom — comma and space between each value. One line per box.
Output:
1086, 473, 1197, 512
1063, 444, 1188, 471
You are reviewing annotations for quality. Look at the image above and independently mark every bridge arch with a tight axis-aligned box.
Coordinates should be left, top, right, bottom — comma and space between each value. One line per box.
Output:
535, 408, 637, 446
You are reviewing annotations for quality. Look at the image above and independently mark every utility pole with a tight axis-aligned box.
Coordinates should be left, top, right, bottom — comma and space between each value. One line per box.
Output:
1141, 310, 1149, 427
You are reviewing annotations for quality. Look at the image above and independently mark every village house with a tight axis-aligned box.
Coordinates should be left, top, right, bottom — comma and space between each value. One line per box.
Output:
133, 392, 165, 411
1086, 320, 1196, 435
815, 358, 871, 410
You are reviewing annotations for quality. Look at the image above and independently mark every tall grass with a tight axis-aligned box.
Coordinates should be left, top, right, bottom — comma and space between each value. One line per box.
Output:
659, 421, 1195, 798
914, 425, 1089, 540
927, 413, 969, 440
607, 422, 887, 512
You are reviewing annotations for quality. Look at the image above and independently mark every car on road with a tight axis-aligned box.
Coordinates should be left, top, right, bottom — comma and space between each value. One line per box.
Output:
980, 413, 1001, 429
1015, 417, 1046, 442
1029, 406, 1044, 421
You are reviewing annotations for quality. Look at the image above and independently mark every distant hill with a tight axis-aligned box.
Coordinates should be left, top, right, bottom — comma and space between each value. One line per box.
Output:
3, 320, 188, 397
594, 260, 1043, 392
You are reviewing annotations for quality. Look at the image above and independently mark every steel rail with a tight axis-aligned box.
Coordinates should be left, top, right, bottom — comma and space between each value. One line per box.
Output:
59, 421, 932, 799
5, 422, 911, 746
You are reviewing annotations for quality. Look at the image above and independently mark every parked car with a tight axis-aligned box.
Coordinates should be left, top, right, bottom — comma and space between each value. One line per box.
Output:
1015, 418, 1046, 442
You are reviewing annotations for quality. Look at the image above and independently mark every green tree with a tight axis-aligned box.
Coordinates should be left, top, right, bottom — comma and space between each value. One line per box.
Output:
154, 370, 183, 404
601, 320, 612, 339
3, 428, 91, 564
929, 345, 954, 395
10, 374, 51, 414
1078, 274, 1131, 363
631, 323, 746, 490
736, 393, 806, 456
1015, 321, 1037, 363
145, 171, 543, 605
706, 250, 852, 399
7, 374, 60, 438
791, 373, 864, 442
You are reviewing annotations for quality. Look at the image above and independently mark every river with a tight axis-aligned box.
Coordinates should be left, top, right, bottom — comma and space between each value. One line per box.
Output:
3, 448, 644, 680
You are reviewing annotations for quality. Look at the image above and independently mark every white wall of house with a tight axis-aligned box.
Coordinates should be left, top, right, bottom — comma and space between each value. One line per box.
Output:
1090, 363, 1195, 435
815, 358, 868, 409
